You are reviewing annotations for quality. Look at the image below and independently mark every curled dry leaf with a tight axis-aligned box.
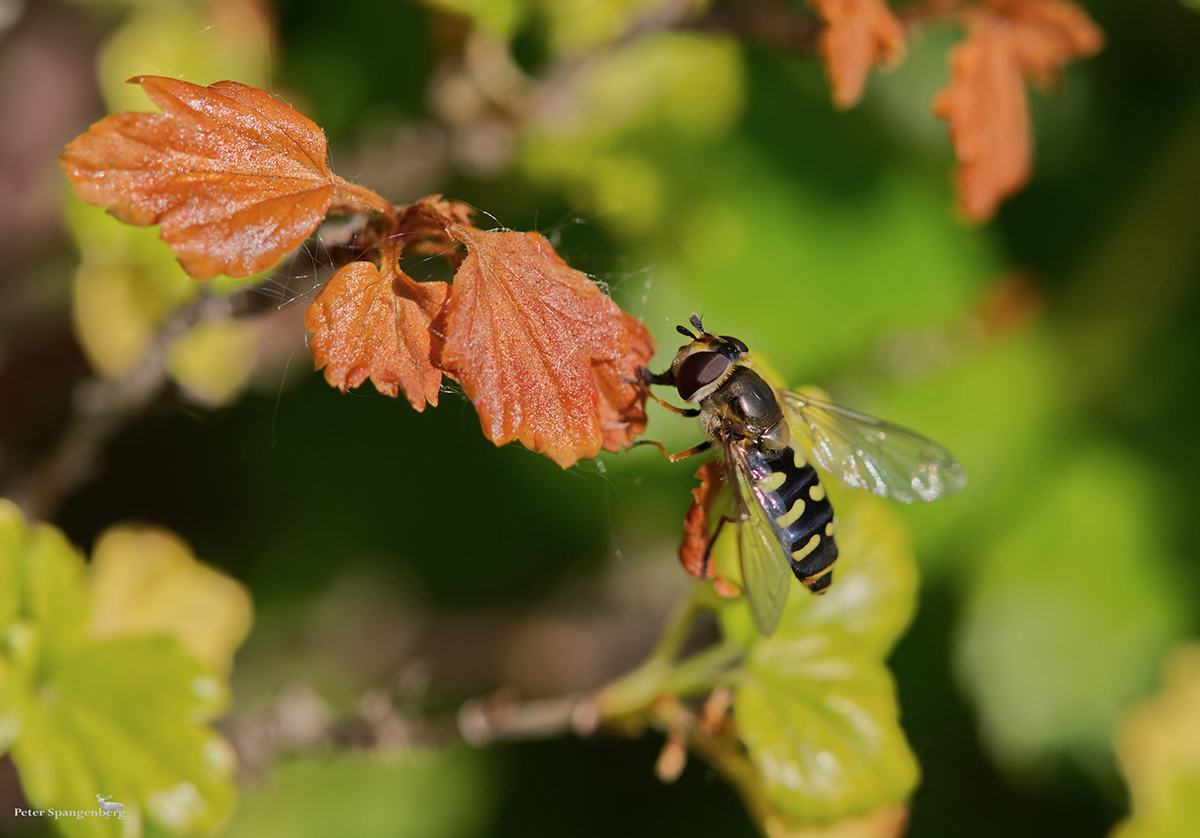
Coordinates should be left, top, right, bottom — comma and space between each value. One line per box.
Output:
932, 0, 1104, 221
305, 260, 450, 411
439, 225, 649, 468
61, 76, 348, 279
592, 312, 654, 453
399, 196, 476, 264
679, 460, 726, 579
678, 460, 740, 597
808, 0, 906, 110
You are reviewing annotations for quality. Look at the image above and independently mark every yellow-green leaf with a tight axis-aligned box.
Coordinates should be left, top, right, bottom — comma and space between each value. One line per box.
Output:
24, 522, 89, 666
1111, 644, 1200, 838
0, 501, 25, 634
0, 502, 247, 837
736, 627, 919, 823
717, 487, 921, 822
87, 526, 253, 675
717, 488, 918, 655
11, 638, 235, 838
165, 319, 260, 408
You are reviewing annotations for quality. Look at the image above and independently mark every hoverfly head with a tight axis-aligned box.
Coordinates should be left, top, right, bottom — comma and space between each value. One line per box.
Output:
670, 314, 750, 402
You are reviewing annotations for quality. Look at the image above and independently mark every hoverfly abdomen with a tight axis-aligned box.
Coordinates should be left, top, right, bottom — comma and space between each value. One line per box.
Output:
745, 446, 839, 594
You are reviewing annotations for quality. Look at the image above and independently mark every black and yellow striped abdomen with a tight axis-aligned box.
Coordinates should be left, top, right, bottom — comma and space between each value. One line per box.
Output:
746, 445, 839, 593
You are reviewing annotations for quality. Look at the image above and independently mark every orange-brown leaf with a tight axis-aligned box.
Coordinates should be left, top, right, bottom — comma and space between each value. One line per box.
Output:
397, 195, 477, 266
592, 312, 654, 453
438, 226, 629, 468
305, 260, 449, 410
61, 76, 337, 279
932, 0, 1103, 221
679, 460, 725, 579
809, 0, 906, 110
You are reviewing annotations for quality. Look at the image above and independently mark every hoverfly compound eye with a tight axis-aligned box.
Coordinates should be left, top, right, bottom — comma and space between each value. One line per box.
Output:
721, 335, 748, 354
676, 351, 731, 401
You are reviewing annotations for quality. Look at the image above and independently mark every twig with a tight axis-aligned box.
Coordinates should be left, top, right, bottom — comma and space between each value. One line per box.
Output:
457, 692, 600, 746
691, 0, 821, 54
4, 281, 286, 522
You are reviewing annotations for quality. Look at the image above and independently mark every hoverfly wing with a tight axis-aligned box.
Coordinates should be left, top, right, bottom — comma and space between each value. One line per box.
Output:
781, 391, 967, 504
725, 441, 791, 636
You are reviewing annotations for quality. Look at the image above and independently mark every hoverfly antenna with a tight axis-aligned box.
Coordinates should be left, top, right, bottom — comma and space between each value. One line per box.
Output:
689, 313, 706, 334
676, 324, 697, 340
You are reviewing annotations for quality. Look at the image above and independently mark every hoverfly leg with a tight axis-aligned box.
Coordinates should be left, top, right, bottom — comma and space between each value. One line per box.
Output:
636, 364, 676, 387
631, 439, 712, 463
699, 514, 737, 579
643, 389, 701, 417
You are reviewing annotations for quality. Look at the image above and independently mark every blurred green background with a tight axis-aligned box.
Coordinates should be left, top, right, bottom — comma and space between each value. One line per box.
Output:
2, 0, 1200, 835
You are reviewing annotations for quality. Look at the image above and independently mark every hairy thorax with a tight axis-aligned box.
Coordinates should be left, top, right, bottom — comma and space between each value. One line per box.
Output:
699, 366, 789, 450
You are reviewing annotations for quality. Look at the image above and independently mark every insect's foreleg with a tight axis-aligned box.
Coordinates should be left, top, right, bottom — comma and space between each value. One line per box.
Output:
632, 439, 713, 463
636, 364, 675, 387
643, 389, 700, 417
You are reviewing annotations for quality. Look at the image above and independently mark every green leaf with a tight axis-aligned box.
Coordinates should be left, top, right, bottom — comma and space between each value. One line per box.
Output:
24, 523, 90, 667
12, 639, 234, 838
717, 488, 918, 656
87, 526, 253, 675
720, 490, 921, 822
0, 501, 24, 632
219, 749, 494, 838
1111, 645, 1200, 838
779, 492, 918, 659
1113, 775, 1200, 838
956, 448, 1186, 768
0, 501, 247, 837
736, 628, 919, 824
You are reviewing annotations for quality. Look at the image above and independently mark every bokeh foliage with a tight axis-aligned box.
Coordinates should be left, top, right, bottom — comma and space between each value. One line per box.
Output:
0, 502, 250, 838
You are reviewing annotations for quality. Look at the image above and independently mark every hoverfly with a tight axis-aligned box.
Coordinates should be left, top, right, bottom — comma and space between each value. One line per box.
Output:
638, 314, 966, 636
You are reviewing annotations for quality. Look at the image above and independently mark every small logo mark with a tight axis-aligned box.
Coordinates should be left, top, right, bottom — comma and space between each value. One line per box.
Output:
96, 795, 123, 816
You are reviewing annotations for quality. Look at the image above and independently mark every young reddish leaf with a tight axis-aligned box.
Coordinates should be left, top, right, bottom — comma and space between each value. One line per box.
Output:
399, 196, 477, 263
932, 0, 1104, 221
61, 76, 340, 279
809, 0, 906, 110
305, 260, 449, 411
438, 226, 634, 468
592, 312, 653, 453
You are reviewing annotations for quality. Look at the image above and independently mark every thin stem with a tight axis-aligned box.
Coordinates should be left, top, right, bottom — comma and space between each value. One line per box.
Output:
331, 176, 396, 219
661, 640, 744, 700
595, 583, 744, 721
645, 580, 724, 667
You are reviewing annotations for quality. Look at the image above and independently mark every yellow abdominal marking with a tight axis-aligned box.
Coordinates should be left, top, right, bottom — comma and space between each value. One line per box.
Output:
825, 518, 837, 537
791, 534, 821, 561
793, 448, 807, 468
809, 482, 826, 502
776, 497, 806, 528
760, 471, 786, 492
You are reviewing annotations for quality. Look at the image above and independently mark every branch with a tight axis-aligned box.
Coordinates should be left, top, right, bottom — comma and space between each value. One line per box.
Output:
691, 0, 822, 54
3, 278, 292, 522
457, 692, 600, 746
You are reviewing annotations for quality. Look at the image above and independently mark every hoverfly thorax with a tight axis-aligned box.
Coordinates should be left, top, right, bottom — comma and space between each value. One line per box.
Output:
670, 317, 788, 451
